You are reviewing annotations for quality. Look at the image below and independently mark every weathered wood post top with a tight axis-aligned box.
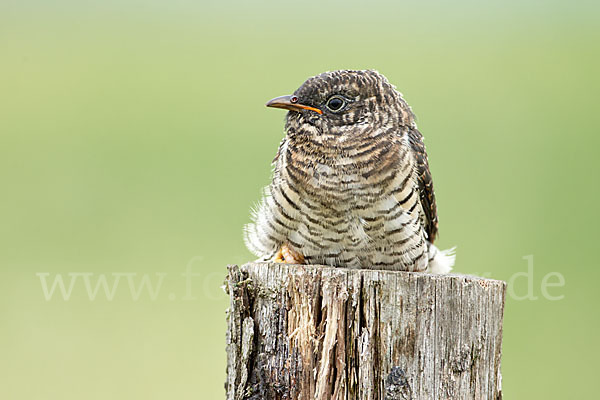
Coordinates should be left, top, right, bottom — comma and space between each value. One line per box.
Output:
226, 262, 506, 400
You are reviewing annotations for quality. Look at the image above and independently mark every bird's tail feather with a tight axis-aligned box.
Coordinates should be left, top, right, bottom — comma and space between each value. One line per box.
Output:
427, 244, 456, 274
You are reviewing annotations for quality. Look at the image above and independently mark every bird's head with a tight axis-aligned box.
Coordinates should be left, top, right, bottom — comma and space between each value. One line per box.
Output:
266, 70, 415, 143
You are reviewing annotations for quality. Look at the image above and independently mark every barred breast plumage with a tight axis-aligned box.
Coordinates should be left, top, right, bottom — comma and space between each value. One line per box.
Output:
244, 70, 455, 273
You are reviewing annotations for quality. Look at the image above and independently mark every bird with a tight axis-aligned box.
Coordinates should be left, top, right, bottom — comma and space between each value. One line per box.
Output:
244, 70, 455, 273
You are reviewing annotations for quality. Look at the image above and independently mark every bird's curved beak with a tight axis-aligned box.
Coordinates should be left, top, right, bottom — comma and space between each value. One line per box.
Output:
265, 95, 323, 115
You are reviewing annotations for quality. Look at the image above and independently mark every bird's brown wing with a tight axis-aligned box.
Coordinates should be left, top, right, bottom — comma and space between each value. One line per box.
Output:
407, 127, 439, 243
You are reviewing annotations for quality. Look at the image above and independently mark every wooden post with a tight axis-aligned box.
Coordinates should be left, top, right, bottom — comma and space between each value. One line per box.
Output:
225, 263, 505, 400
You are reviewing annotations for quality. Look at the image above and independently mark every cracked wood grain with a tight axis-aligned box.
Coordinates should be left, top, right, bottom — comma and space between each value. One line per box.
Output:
225, 263, 505, 400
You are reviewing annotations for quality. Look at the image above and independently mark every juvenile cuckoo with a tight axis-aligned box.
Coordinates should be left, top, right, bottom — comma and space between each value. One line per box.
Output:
244, 70, 455, 273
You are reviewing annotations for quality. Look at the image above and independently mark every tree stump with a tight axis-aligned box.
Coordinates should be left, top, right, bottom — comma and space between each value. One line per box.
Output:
225, 263, 505, 400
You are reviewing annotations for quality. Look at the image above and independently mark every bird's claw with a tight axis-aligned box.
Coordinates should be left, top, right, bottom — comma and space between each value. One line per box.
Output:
274, 243, 305, 264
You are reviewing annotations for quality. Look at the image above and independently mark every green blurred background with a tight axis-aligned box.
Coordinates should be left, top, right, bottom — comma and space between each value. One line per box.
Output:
1, 0, 599, 398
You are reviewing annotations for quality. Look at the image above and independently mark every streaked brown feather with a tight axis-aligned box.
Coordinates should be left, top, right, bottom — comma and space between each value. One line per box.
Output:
407, 127, 439, 243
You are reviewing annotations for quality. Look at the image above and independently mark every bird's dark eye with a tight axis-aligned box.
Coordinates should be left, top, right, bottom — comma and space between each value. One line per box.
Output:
326, 96, 345, 111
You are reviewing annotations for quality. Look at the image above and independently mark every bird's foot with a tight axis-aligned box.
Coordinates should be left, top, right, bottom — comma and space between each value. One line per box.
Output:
274, 243, 305, 264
